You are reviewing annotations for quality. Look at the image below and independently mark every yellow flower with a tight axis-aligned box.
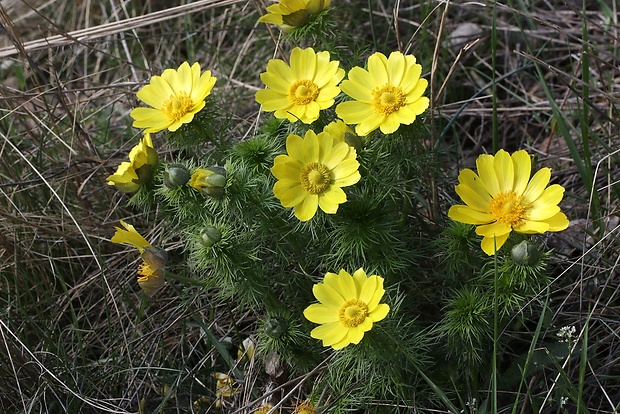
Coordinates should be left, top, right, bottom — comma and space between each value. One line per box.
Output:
271, 130, 360, 221
107, 134, 158, 193
253, 403, 274, 414
322, 119, 361, 150
448, 149, 570, 256
256, 47, 344, 124
111, 221, 167, 295
336, 51, 429, 136
291, 400, 316, 414
130, 62, 217, 133
303, 268, 390, 350
212, 372, 238, 408
258, 0, 330, 30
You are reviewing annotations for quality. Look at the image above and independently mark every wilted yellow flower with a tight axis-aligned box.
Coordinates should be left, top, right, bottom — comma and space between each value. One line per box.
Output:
303, 268, 390, 350
111, 221, 167, 295
291, 399, 316, 414
256, 47, 344, 124
253, 403, 273, 414
258, 0, 330, 30
107, 134, 158, 193
212, 372, 238, 408
271, 130, 360, 221
448, 149, 570, 255
130, 62, 217, 133
336, 51, 429, 136
237, 337, 256, 364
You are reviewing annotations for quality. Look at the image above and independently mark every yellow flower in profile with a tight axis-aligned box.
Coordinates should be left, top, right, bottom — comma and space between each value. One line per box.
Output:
271, 130, 360, 221
448, 149, 570, 256
258, 0, 330, 30
130, 62, 217, 133
304, 268, 390, 350
336, 51, 429, 136
107, 134, 158, 193
111, 221, 167, 295
256, 47, 344, 124
323, 119, 361, 150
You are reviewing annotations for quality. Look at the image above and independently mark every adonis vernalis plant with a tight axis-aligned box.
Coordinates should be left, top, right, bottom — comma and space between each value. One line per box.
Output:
105, 19, 572, 411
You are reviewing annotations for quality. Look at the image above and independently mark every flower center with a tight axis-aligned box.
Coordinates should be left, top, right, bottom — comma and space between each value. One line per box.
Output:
338, 299, 369, 328
288, 80, 319, 105
137, 262, 156, 282
371, 85, 406, 115
300, 162, 331, 195
488, 191, 528, 227
162, 92, 194, 121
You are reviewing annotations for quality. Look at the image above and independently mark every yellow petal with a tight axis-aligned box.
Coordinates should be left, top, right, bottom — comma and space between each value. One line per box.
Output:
448, 205, 493, 225
367, 52, 389, 86
294, 193, 318, 221
310, 322, 347, 347
475, 221, 512, 237
511, 150, 532, 195
368, 303, 389, 322
313, 280, 345, 308
304, 303, 339, 324
544, 212, 569, 231
476, 154, 500, 196
522, 168, 551, 203
455, 184, 490, 212
514, 220, 550, 234
494, 149, 514, 193
318, 187, 346, 213
480, 233, 510, 255
111, 221, 151, 253
387, 51, 406, 85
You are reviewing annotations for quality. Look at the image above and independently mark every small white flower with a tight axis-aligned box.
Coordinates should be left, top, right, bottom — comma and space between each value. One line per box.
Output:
557, 325, 576, 342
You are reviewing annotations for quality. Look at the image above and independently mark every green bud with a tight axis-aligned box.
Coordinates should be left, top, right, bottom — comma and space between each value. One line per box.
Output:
163, 163, 191, 189
511, 240, 540, 266
264, 317, 289, 339
199, 226, 222, 247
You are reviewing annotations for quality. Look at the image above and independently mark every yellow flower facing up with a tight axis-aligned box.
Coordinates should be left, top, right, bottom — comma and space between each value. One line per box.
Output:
336, 51, 429, 136
111, 221, 167, 295
271, 129, 360, 222
107, 134, 158, 193
256, 47, 344, 124
130, 62, 217, 133
448, 149, 570, 256
258, 0, 330, 30
304, 268, 390, 350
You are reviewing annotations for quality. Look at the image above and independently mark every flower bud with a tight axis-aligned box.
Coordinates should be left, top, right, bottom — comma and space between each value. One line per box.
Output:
163, 163, 191, 189
189, 166, 227, 198
263, 317, 289, 339
199, 226, 222, 247
511, 240, 540, 266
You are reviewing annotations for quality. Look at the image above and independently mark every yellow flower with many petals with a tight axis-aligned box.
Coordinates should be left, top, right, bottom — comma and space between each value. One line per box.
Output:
130, 62, 217, 133
258, 0, 330, 30
448, 149, 570, 256
256, 47, 344, 124
271, 130, 360, 221
304, 268, 390, 350
107, 134, 158, 193
336, 51, 429, 136
111, 221, 167, 295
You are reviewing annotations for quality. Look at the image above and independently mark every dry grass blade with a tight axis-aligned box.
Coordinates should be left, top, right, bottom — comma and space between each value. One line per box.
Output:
0, 0, 246, 58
